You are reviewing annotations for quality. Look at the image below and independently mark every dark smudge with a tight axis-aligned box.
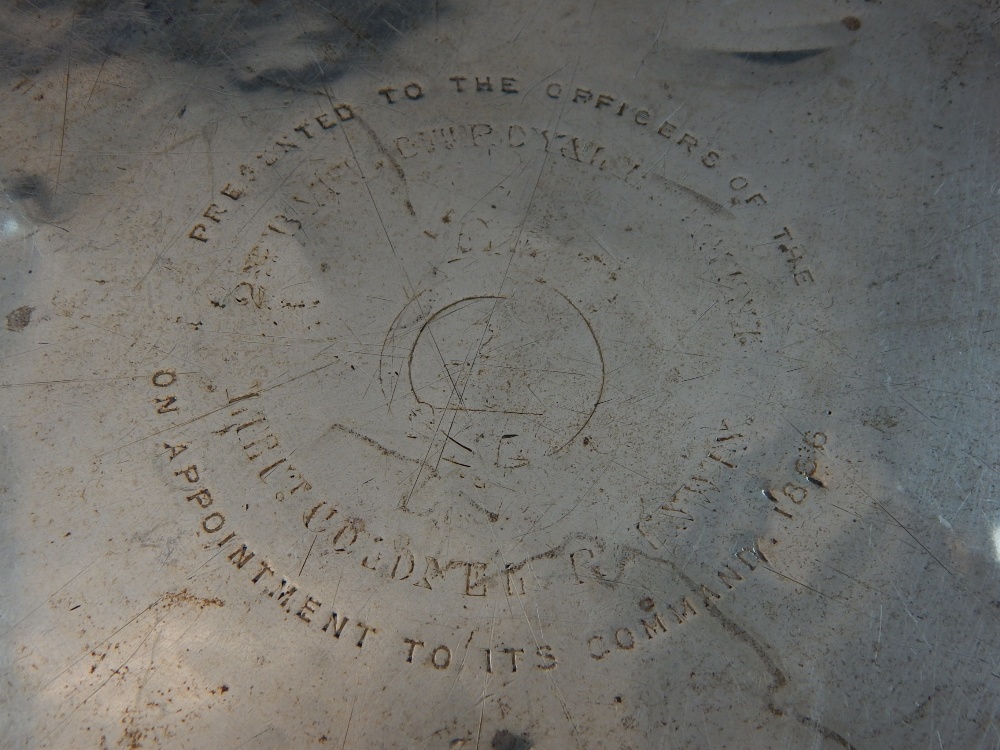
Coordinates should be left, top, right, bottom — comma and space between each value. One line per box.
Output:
735, 48, 828, 65
491, 729, 533, 750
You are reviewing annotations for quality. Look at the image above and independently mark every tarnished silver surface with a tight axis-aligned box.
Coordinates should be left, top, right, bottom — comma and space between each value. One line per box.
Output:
1, 2, 998, 747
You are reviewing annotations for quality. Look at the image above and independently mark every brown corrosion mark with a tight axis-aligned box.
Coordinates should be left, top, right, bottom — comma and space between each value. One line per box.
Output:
783, 706, 859, 750
842, 16, 861, 31
6, 305, 33, 331
161, 588, 224, 610
330, 422, 436, 472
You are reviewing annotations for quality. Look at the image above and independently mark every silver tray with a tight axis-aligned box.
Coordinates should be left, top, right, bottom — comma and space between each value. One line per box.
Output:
1, 2, 997, 747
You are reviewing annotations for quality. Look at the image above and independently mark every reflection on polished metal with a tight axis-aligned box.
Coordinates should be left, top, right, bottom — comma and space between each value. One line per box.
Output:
1, 1, 998, 747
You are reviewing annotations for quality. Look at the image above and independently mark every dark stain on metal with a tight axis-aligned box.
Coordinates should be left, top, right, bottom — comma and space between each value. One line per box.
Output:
737, 49, 828, 65
491, 729, 532, 750
5, 306, 33, 332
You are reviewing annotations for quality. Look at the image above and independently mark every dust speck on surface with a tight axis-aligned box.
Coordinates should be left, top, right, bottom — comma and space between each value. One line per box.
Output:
6, 305, 33, 331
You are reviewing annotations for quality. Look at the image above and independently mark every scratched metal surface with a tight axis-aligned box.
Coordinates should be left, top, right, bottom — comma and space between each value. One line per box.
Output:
1, 1, 998, 748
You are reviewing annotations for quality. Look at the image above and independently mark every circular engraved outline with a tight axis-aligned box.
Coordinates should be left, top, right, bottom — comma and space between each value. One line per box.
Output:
402, 288, 607, 456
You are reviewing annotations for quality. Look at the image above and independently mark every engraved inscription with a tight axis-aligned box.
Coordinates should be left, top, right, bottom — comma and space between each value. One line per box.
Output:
146, 61, 832, 694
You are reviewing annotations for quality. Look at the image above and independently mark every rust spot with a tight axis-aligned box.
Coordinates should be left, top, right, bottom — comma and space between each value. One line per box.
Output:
6, 305, 33, 331
842, 16, 861, 31
161, 589, 224, 610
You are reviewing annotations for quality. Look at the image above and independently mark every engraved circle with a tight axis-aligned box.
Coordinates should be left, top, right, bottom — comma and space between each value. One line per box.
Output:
406, 284, 605, 457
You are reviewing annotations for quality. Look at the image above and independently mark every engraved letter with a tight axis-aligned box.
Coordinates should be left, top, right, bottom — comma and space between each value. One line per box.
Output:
252, 561, 275, 584
355, 622, 375, 647
155, 396, 179, 414
667, 597, 698, 625
589, 635, 609, 660
431, 645, 452, 669
203, 203, 226, 223
464, 562, 488, 596
220, 182, 244, 200
322, 611, 350, 638
331, 518, 365, 551
595, 93, 614, 109
536, 645, 557, 670
470, 123, 493, 147
315, 112, 338, 130
560, 136, 583, 162
395, 136, 417, 158
226, 384, 260, 405
717, 564, 745, 589
505, 568, 526, 596
700, 584, 722, 606
677, 133, 699, 152
174, 465, 200, 483
502, 647, 524, 672
269, 578, 298, 607
614, 628, 635, 650
656, 120, 677, 138
152, 369, 177, 387
201, 512, 225, 533
186, 488, 213, 508
413, 555, 449, 589
303, 501, 337, 532
641, 613, 669, 639
228, 544, 255, 569
782, 240, 806, 261
404, 638, 424, 663
782, 484, 807, 504
164, 442, 188, 460
392, 549, 415, 580
296, 596, 321, 623
570, 548, 595, 583
735, 547, 761, 571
